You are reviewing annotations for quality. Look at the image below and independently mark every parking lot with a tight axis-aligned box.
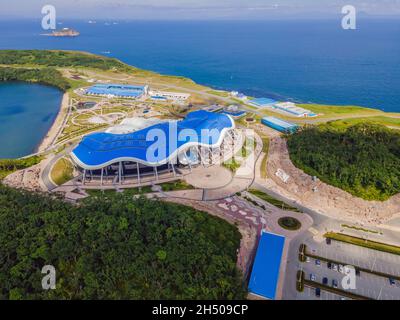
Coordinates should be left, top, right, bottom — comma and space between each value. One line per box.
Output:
308, 239, 400, 278
297, 238, 400, 300
301, 286, 346, 300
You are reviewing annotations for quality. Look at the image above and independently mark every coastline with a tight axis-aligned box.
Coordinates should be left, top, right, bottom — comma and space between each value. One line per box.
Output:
2, 48, 397, 160
36, 92, 69, 154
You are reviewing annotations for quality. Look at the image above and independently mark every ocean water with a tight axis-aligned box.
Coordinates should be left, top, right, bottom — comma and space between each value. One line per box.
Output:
0, 82, 63, 158
0, 19, 399, 112
0, 19, 399, 158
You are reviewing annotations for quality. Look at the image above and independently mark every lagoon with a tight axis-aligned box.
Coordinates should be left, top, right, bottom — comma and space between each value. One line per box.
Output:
0, 82, 63, 159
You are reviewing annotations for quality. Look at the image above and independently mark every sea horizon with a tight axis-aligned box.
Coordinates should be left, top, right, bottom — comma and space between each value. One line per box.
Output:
0, 19, 399, 113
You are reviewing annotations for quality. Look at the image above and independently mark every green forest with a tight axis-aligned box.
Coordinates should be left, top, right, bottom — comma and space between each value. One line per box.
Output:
0, 50, 132, 71
0, 156, 43, 180
0, 184, 245, 299
287, 123, 400, 201
0, 67, 70, 91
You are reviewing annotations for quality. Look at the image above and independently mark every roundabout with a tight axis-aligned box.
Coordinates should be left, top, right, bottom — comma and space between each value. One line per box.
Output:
278, 217, 302, 231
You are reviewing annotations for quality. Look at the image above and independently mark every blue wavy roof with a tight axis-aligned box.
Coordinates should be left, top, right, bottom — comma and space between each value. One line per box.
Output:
71, 110, 235, 169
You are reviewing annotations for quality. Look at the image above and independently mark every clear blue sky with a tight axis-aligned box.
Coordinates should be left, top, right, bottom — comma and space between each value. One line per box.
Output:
1, 0, 399, 20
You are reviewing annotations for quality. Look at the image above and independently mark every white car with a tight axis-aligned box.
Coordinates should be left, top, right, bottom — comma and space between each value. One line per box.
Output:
339, 265, 344, 274
310, 274, 316, 281
306, 257, 311, 263
332, 264, 338, 272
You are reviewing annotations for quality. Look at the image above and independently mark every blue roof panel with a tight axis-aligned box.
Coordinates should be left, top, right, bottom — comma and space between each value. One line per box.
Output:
248, 232, 285, 300
86, 84, 146, 97
250, 98, 277, 106
71, 110, 234, 169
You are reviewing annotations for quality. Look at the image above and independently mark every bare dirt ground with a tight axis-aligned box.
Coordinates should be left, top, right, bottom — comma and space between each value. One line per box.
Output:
250, 123, 281, 138
265, 137, 400, 224
3, 162, 45, 192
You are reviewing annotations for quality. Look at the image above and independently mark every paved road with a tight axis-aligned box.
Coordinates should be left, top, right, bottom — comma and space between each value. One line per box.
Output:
41, 145, 76, 191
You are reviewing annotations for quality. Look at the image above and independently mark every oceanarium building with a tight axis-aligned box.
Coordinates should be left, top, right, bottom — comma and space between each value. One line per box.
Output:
70, 110, 240, 186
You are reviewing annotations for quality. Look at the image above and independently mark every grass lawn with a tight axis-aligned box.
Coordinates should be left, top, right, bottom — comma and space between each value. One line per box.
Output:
325, 232, 400, 256
248, 189, 301, 212
86, 186, 153, 197
278, 217, 302, 231
223, 137, 255, 172
301, 103, 383, 118
86, 181, 193, 196
222, 159, 242, 172
326, 116, 400, 129
51, 158, 74, 186
0, 170, 13, 180
0, 156, 43, 180
260, 137, 269, 179
160, 180, 194, 192
341, 224, 382, 235
206, 90, 230, 98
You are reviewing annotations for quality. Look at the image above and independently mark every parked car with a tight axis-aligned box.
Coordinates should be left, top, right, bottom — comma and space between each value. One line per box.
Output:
389, 278, 396, 286
338, 265, 344, 273
315, 288, 321, 298
356, 269, 361, 277
306, 257, 311, 263
332, 264, 338, 272
332, 279, 338, 288
310, 274, 316, 281
326, 238, 331, 245
327, 262, 332, 269
315, 259, 321, 267
323, 277, 328, 285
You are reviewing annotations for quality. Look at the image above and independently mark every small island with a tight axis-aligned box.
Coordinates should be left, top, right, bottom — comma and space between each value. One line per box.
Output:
45, 28, 80, 37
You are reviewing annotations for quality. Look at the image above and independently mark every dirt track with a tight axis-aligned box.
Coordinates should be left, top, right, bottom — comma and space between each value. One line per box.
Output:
266, 137, 400, 225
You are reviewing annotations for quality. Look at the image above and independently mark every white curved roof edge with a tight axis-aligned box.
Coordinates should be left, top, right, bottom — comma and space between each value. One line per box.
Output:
105, 117, 170, 134
70, 116, 236, 170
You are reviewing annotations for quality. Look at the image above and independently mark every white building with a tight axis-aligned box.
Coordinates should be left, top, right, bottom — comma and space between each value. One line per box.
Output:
273, 102, 317, 118
149, 90, 190, 101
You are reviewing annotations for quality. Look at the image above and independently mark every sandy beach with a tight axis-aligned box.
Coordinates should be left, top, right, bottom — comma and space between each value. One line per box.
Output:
36, 92, 70, 154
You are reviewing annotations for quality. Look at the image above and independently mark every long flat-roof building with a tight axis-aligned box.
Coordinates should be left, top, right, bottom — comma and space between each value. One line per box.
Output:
248, 231, 286, 300
248, 97, 277, 108
85, 83, 148, 99
273, 102, 317, 118
261, 116, 299, 134
149, 90, 190, 101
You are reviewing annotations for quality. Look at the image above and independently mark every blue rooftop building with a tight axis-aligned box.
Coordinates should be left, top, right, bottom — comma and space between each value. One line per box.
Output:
248, 97, 278, 108
261, 116, 299, 134
85, 83, 148, 99
248, 231, 286, 300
